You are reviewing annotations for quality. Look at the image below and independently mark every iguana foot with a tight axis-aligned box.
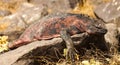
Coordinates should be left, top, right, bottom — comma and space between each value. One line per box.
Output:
60, 28, 77, 65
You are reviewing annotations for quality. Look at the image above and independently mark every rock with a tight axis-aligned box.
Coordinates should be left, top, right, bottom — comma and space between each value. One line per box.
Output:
115, 18, 120, 34
68, 0, 78, 8
0, 0, 27, 2
28, 0, 78, 13
0, 33, 108, 65
118, 27, 120, 34
0, 14, 27, 41
105, 23, 118, 49
0, 3, 48, 41
94, 0, 120, 22
0, 38, 63, 65
17, 2, 35, 11
91, 0, 110, 8
0, 9, 11, 17
17, 3, 48, 25
12, 59, 34, 65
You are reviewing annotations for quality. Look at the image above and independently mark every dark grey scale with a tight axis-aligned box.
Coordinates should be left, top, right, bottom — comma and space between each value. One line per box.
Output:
56, 17, 66, 32
48, 18, 65, 35
60, 23, 66, 28
42, 13, 69, 20
49, 28, 57, 35
48, 22, 58, 35
73, 14, 95, 23
67, 13, 82, 17
76, 22, 86, 32
52, 19, 58, 25
68, 25, 81, 35
60, 17, 65, 21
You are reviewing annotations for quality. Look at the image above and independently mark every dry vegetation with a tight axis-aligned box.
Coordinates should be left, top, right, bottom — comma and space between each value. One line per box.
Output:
0, 0, 27, 13
72, 0, 96, 18
0, 0, 27, 20
0, 36, 8, 52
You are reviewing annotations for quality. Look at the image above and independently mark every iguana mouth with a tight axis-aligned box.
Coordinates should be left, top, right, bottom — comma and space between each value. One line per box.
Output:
97, 28, 107, 34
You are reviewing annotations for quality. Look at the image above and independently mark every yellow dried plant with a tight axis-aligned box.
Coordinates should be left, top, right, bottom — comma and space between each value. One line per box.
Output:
72, 0, 96, 18
0, 36, 9, 52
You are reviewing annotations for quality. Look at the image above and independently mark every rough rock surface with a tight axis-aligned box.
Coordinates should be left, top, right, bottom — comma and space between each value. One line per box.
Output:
28, 0, 78, 13
0, 9, 11, 17
94, 0, 120, 22
105, 23, 118, 47
17, 3, 48, 25
0, 38, 63, 65
0, 3, 48, 41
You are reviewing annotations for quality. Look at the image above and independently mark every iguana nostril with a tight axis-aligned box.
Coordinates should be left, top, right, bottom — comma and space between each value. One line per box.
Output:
98, 29, 107, 34
102, 29, 107, 34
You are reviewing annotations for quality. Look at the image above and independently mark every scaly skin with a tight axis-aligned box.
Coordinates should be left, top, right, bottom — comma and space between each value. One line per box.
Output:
8, 13, 107, 49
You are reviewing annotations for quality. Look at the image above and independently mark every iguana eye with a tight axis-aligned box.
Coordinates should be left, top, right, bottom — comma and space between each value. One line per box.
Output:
98, 24, 102, 27
95, 23, 102, 28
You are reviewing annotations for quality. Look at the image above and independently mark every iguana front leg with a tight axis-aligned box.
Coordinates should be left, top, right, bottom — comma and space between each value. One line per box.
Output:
60, 28, 77, 64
